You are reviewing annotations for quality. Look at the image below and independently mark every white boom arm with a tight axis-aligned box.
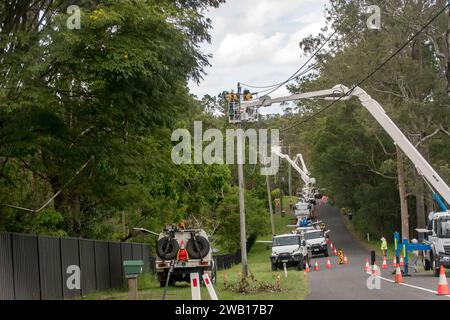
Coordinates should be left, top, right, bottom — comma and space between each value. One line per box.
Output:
244, 84, 450, 205
272, 147, 315, 186
294, 153, 309, 175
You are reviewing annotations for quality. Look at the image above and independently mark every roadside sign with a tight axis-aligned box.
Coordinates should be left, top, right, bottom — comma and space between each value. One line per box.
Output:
190, 273, 201, 300
202, 273, 218, 300
337, 249, 344, 264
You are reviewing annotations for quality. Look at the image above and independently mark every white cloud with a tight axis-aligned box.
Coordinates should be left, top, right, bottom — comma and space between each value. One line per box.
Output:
190, 0, 329, 106
215, 32, 285, 66
272, 22, 325, 65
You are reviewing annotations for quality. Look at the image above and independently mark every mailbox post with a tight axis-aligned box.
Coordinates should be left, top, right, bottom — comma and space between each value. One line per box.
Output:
123, 260, 144, 300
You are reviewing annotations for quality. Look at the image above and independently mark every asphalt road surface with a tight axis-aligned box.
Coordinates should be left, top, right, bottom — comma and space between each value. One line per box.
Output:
306, 204, 450, 300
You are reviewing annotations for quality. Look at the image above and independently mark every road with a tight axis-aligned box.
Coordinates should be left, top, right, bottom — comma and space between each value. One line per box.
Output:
306, 204, 450, 300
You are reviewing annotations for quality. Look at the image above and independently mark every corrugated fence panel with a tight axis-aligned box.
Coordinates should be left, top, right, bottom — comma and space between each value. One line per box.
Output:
108, 242, 122, 288
142, 245, 150, 273
132, 243, 143, 261
120, 243, 132, 278
121, 243, 132, 260
79, 239, 96, 296
38, 236, 63, 300
94, 241, 110, 290
60, 238, 80, 299
0, 232, 14, 299
12, 234, 40, 300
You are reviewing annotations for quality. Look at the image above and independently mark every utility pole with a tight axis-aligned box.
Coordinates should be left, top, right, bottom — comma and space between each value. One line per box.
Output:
279, 168, 284, 215
266, 175, 275, 236
237, 82, 248, 278
288, 145, 292, 212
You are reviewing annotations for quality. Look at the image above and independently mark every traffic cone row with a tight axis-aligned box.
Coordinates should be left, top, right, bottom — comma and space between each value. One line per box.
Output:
381, 256, 387, 269
394, 266, 404, 283
392, 256, 398, 268
399, 255, 405, 267
437, 266, 450, 295
365, 259, 371, 272
314, 261, 319, 271
305, 262, 310, 273
372, 263, 380, 276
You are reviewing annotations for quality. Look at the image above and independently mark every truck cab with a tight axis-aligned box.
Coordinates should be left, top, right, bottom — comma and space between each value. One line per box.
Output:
270, 234, 308, 271
303, 229, 329, 257
423, 211, 450, 276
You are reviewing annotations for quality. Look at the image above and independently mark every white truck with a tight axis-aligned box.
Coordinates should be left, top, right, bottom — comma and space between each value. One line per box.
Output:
155, 226, 216, 287
270, 233, 309, 271
303, 229, 330, 257
422, 212, 450, 276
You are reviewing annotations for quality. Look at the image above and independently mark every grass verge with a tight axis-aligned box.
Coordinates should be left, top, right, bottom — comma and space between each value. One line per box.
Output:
84, 210, 309, 300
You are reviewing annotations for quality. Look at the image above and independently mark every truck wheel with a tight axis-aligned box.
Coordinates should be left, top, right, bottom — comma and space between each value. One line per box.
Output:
297, 256, 304, 271
271, 263, 277, 271
424, 259, 431, 271
433, 259, 440, 277
186, 236, 210, 259
156, 237, 179, 260
324, 250, 329, 257
160, 281, 166, 288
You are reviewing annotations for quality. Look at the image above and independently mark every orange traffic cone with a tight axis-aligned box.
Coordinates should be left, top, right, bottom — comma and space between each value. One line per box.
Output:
382, 257, 388, 269
395, 266, 404, 284
333, 248, 338, 256
365, 259, 370, 272
399, 255, 405, 267
314, 261, 319, 271
437, 266, 450, 295
305, 262, 310, 273
326, 258, 332, 268
393, 256, 398, 268
326, 238, 330, 244
344, 256, 349, 265
372, 263, 380, 276
330, 243, 334, 250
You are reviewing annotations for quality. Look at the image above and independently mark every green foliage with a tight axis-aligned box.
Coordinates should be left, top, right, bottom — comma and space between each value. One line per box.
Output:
215, 187, 270, 252
0, 0, 231, 243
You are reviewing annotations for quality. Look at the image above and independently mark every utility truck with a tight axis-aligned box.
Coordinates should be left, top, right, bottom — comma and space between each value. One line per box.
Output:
270, 233, 309, 271
236, 84, 450, 276
155, 226, 216, 286
422, 211, 450, 276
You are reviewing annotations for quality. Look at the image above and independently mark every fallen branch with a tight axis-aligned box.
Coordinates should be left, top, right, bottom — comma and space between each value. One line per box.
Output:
2, 156, 94, 213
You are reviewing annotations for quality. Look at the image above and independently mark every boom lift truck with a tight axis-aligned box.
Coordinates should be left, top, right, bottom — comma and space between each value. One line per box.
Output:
271, 147, 321, 221
233, 83, 450, 276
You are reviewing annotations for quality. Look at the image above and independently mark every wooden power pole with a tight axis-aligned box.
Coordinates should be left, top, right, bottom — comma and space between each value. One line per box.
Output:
266, 175, 275, 236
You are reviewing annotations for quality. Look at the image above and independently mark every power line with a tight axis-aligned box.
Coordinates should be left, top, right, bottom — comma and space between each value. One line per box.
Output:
280, 1, 450, 133
241, 30, 338, 97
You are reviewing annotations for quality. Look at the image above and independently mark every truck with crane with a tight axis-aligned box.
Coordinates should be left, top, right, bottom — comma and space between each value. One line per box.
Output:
235, 84, 450, 276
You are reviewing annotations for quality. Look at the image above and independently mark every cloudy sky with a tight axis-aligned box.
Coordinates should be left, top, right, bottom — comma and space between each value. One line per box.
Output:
189, 0, 329, 113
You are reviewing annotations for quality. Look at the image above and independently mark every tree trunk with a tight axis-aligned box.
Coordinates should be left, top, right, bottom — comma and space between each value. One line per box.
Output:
415, 177, 426, 229
396, 146, 409, 240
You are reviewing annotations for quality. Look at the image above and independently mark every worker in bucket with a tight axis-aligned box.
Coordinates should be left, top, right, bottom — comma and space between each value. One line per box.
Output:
410, 238, 420, 273
380, 236, 388, 257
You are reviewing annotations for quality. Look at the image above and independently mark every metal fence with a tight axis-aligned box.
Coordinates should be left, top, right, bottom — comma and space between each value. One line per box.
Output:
0, 231, 151, 300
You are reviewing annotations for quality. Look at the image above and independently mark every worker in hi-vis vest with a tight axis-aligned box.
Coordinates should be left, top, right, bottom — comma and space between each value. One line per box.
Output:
380, 237, 388, 257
